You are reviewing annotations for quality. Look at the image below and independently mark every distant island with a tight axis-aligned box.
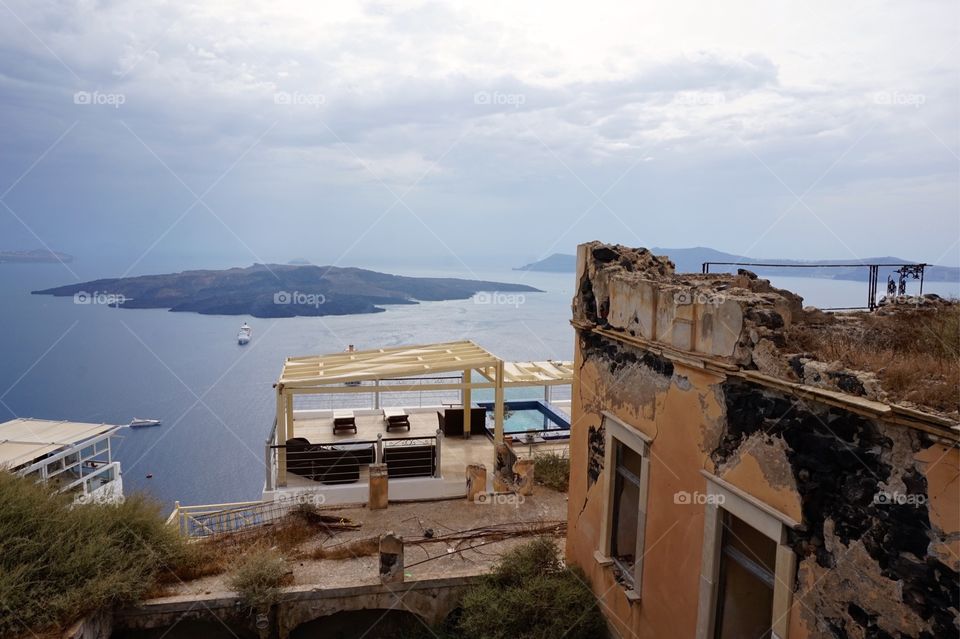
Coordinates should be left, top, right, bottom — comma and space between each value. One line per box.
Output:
516, 248, 960, 282
33, 264, 543, 318
0, 249, 73, 264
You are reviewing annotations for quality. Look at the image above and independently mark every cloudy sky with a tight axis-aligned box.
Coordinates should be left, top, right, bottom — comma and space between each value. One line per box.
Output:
0, 0, 957, 274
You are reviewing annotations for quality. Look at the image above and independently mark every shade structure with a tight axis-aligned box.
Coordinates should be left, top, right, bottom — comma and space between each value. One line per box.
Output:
0, 418, 118, 470
271, 340, 573, 487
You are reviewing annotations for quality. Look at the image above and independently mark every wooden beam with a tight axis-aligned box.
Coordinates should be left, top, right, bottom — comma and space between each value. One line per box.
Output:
494, 360, 505, 444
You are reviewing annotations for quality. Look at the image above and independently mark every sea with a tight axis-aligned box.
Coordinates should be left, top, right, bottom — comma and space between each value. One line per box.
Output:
1, 258, 956, 508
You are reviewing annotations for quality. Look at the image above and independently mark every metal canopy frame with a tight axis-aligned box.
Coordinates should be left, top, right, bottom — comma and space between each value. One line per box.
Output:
272, 340, 573, 484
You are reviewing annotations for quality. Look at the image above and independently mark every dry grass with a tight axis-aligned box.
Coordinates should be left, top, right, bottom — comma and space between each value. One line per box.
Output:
787, 305, 960, 415
158, 505, 362, 587
306, 536, 379, 560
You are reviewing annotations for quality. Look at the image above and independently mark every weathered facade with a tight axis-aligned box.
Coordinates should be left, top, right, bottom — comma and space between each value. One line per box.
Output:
565, 242, 959, 639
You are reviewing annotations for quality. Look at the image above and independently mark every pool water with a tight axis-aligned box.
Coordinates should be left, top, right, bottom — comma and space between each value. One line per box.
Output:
503, 409, 557, 433
478, 400, 570, 434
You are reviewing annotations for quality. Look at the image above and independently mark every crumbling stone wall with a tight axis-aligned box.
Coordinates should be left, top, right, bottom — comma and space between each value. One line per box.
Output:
573, 241, 913, 408
716, 382, 959, 638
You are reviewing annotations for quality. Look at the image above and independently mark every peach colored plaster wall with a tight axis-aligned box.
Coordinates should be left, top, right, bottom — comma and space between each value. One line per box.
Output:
567, 330, 814, 639
567, 335, 722, 639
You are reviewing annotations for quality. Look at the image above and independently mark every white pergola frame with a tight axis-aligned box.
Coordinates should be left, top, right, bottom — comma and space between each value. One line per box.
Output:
272, 340, 573, 481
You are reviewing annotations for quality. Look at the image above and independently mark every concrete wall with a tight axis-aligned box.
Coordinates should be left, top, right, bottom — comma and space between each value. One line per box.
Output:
566, 242, 960, 639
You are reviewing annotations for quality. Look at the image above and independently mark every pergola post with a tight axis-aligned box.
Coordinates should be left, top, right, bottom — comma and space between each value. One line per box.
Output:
462, 368, 472, 439
276, 386, 287, 487
494, 360, 505, 443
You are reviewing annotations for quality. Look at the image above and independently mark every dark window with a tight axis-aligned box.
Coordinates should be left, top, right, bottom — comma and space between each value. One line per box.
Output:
714, 513, 776, 639
610, 440, 643, 585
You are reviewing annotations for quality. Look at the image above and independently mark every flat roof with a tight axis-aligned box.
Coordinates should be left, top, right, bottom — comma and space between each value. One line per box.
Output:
0, 418, 118, 470
279, 340, 502, 388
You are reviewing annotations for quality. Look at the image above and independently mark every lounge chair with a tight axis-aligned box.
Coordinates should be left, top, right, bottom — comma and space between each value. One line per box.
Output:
383, 408, 411, 431
333, 410, 357, 434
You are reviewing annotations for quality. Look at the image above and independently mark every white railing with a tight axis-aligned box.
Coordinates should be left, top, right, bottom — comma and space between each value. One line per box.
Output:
166, 499, 279, 537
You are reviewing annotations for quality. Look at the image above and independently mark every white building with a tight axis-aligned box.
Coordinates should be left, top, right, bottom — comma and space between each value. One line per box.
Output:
0, 418, 124, 503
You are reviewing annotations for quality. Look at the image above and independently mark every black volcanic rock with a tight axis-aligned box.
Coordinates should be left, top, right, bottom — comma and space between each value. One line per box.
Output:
32, 264, 543, 318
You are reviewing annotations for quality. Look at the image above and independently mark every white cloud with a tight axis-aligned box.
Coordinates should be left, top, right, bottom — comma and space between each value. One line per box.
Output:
0, 0, 956, 267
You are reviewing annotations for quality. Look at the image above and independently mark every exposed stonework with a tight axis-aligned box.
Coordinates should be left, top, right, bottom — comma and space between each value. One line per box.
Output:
715, 382, 959, 637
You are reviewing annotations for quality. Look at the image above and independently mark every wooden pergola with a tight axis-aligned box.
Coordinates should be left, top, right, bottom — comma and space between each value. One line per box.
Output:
272, 340, 573, 479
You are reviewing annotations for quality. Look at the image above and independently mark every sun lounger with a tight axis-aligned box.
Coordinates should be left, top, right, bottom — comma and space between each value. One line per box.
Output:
383, 408, 411, 431
333, 410, 357, 434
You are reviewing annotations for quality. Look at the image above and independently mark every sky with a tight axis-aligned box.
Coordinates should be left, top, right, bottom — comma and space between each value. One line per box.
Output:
0, 0, 958, 276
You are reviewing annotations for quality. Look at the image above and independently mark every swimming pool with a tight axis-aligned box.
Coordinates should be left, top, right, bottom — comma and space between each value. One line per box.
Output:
477, 400, 570, 435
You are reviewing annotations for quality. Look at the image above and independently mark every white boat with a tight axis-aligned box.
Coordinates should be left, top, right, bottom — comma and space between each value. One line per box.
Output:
237, 323, 252, 345
129, 418, 161, 428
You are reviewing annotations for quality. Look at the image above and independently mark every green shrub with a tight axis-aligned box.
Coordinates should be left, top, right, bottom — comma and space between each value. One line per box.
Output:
0, 473, 187, 636
534, 452, 570, 492
455, 537, 607, 639
228, 548, 288, 611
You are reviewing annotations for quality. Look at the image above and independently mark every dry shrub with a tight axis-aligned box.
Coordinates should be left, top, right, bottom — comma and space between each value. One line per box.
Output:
0, 473, 188, 637
533, 452, 570, 492
455, 537, 607, 639
227, 548, 291, 611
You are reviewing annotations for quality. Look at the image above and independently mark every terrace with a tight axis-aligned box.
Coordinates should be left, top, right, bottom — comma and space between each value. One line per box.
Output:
263, 340, 573, 505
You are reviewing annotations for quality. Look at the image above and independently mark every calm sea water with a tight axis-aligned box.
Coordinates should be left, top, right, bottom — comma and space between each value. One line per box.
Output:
1, 261, 955, 507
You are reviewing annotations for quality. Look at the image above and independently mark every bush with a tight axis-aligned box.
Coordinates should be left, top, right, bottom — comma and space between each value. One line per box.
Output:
0, 473, 188, 636
455, 537, 607, 639
534, 452, 570, 492
228, 548, 289, 611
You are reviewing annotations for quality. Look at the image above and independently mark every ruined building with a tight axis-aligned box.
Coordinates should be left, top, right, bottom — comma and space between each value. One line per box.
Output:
565, 242, 959, 638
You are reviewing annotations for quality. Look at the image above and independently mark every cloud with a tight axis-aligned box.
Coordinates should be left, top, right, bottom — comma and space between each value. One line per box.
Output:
0, 0, 956, 269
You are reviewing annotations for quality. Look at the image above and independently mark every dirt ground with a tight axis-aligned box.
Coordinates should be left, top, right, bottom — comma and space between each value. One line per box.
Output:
159, 487, 568, 599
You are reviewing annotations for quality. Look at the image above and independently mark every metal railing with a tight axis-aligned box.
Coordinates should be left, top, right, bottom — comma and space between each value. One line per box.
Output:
702, 261, 927, 311
166, 500, 277, 537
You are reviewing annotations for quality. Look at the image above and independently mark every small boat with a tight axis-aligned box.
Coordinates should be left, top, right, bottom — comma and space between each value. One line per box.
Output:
129, 418, 161, 428
237, 323, 252, 345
